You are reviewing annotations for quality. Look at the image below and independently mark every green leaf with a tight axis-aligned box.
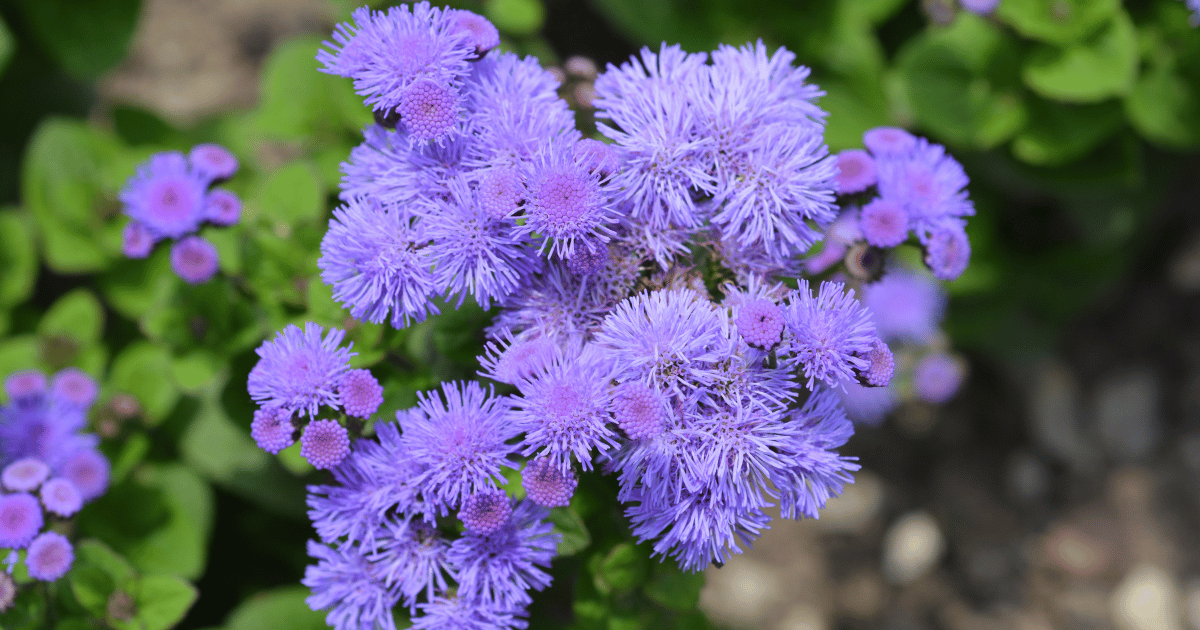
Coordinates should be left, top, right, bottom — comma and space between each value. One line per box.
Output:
250, 161, 324, 225
101, 249, 177, 320
0, 335, 40, 377
134, 575, 198, 630
996, 0, 1120, 44
69, 566, 115, 617
0, 209, 37, 306
109, 431, 152, 484
820, 80, 891, 153
180, 401, 267, 483
1022, 11, 1138, 103
548, 506, 591, 556
109, 342, 180, 424
121, 464, 214, 580
0, 586, 47, 630
1124, 21, 1200, 150
20, 0, 141, 78
255, 37, 369, 139
75, 539, 137, 584
171, 351, 222, 392
1012, 98, 1123, 165
224, 587, 329, 630
54, 620, 95, 630
38, 288, 104, 349
894, 12, 1026, 148
0, 15, 14, 77
643, 562, 706, 611
485, 0, 546, 35
597, 543, 648, 592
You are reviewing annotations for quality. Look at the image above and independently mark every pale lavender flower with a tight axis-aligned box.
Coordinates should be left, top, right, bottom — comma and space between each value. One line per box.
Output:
247, 323, 355, 417
26, 532, 73, 581
521, 457, 577, 508
447, 500, 559, 609
784, 280, 878, 388
120, 152, 208, 239
170, 236, 220, 284
303, 540, 401, 630
0, 493, 42, 548
835, 149, 876, 194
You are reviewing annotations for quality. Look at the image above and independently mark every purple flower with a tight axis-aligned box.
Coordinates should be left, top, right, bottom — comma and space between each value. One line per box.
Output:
411, 596, 529, 630
464, 52, 577, 167
303, 540, 401, 630
609, 381, 667, 440
924, 222, 971, 281
0, 572, 14, 612
2, 458, 49, 492
170, 236, 220, 285
0, 493, 42, 548
301, 419, 352, 470
521, 457, 577, 508
566, 239, 608, 276
447, 500, 559, 609
510, 351, 617, 472
57, 447, 109, 502
120, 152, 209, 239
26, 532, 73, 581
478, 335, 557, 385
121, 222, 156, 258
319, 197, 437, 328
859, 198, 909, 248
450, 10, 499, 56
913, 353, 966, 404
458, 488, 513, 535
476, 167, 524, 220
40, 478, 82, 517
835, 149, 876, 194
734, 298, 785, 350
784, 280, 878, 389
0, 397, 88, 467
398, 78, 461, 144
594, 289, 727, 398
368, 519, 451, 610
863, 126, 917, 157
516, 141, 617, 259
772, 389, 859, 520
837, 380, 898, 425
424, 178, 543, 309
250, 407, 295, 454
857, 339, 894, 387
862, 270, 946, 344
960, 0, 1001, 14
4, 370, 46, 403
318, 3, 473, 115
248, 323, 354, 418
339, 370, 384, 419
875, 138, 973, 238
189, 143, 239, 182
399, 382, 520, 514
204, 189, 242, 226
50, 368, 97, 410
572, 138, 618, 176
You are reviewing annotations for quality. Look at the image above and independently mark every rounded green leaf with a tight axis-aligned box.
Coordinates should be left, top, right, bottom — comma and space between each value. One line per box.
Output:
644, 562, 706, 611
0, 210, 37, 306
249, 161, 324, 225
38, 288, 104, 349
224, 587, 329, 630
0, 15, 13, 77
122, 464, 214, 580
996, 0, 1119, 44
109, 342, 180, 423
485, 0, 546, 35
548, 506, 591, 556
1022, 11, 1137, 103
21, 0, 141, 78
1125, 60, 1200, 149
1012, 99, 1124, 165
597, 543, 648, 592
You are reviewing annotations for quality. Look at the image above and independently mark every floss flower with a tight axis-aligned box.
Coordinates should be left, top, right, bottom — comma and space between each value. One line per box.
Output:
248, 323, 355, 418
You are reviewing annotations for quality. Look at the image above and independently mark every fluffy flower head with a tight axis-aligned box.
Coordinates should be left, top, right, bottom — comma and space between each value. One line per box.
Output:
248, 323, 355, 417
120, 152, 208, 239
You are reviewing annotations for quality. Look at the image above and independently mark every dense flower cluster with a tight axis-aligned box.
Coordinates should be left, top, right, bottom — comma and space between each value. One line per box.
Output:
119, 143, 241, 284
0, 369, 111, 585
246, 3, 980, 628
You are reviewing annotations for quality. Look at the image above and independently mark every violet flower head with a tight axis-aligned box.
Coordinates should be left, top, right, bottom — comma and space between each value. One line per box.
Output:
517, 143, 617, 259
303, 540, 401, 630
58, 447, 109, 502
451, 9, 499, 56
566, 240, 608, 276
301, 419, 352, 470
319, 197, 437, 328
0, 493, 42, 548
838, 380, 898, 425
447, 500, 559, 609
835, 149, 876, 194
572, 138, 619, 176
609, 381, 667, 440
786, 280, 878, 389
411, 596, 528, 630
397, 78, 461, 143
26, 532, 73, 582
339, 369, 384, 418
204, 189, 242, 226
862, 270, 946, 344
521, 457, 577, 508
735, 298, 785, 350
250, 407, 295, 454
459, 488, 514, 536
317, 3, 473, 114
913, 353, 966, 404
875, 138, 973, 238
924, 222, 971, 281
477, 167, 524, 220
4, 370, 46, 403
50, 368, 98, 410
960, 0, 1001, 14
40, 478, 82, 517
510, 353, 618, 472
2, 458, 49, 492
368, 519, 451, 610
773, 388, 860, 520
120, 152, 208, 239
859, 197, 909, 248
863, 126, 917, 157
247, 323, 354, 418
478, 335, 557, 385
170, 236, 220, 285
858, 339, 895, 388
189, 143, 239, 182
399, 381, 520, 513
121, 222, 156, 259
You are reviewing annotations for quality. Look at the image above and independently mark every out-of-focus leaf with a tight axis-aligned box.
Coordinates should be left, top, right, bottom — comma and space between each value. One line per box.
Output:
596, 543, 648, 592
69, 566, 115, 617
0, 15, 13, 77
0, 209, 37, 306
131, 575, 198, 630
820, 79, 891, 152
256, 37, 370, 139
643, 561, 706, 611
996, 0, 1120, 44
21, 0, 141, 78
0, 335, 39, 377
109, 342, 180, 424
101, 248, 177, 320
38, 288, 104, 349
894, 12, 1026, 148
121, 464, 214, 580
0, 587, 46, 630
548, 506, 591, 556
1022, 11, 1138, 103
1012, 99, 1124, 165
486, 0, 545, 35
250, 161, 324, 225
224, 587, 329, 630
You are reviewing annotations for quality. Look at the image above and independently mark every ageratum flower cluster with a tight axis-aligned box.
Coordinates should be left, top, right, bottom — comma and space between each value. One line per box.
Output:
243, 3, 980, 628
119, 143, 241, 284
0, 369, 111, 589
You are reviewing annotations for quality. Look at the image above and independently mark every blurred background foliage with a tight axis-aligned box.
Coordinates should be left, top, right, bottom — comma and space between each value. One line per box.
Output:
0, 0, 1197, 629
